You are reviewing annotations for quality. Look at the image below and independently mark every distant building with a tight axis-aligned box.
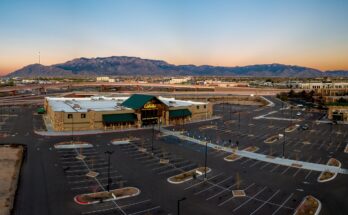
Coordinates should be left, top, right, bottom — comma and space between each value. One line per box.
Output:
168, 77, 191, 84
44, 94, 213, 131
96, 76, 115, 82
327, 105, 348, 122
299, 82, 348, 90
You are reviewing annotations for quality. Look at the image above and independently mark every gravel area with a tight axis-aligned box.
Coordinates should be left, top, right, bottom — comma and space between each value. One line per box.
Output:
0, 145, 23, 215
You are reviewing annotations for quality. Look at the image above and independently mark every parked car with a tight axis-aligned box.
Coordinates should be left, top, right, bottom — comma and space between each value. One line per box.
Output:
296, 112, 302, 116
299, 124, 309, 130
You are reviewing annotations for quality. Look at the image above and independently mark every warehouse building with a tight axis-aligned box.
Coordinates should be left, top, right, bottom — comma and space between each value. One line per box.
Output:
44, 94, 213, 131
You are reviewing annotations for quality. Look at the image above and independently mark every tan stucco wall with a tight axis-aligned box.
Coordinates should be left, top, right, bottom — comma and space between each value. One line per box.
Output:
45, 98, 213, 131
327, 106, 348, 121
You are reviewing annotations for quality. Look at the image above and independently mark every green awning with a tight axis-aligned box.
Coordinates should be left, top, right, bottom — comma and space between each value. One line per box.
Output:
122, 94, 157, 109
37, 107, 45, 114
169, 109, 192, 118
103, 113, 137, 123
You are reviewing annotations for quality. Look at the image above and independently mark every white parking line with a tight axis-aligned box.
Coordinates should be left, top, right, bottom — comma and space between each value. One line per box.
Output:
232, 186, 267, 212
217, 182, 255, 206
206, 181, 252, 201
280, 166, 291, 175
127, 206, 161, 215
240, 158, 253, 165
270, 164, 280, 173
195, 176, 234, 195
71, 180, 127, 190
271, 193, 294, 215
259, 162, 272, 170
250, 189, 280, 215
250, 160, 262, 167
81, 199, 152, 215
184, 173, 224, 190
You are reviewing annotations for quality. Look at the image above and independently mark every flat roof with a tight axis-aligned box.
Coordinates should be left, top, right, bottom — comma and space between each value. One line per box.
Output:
46, 96, 207, 113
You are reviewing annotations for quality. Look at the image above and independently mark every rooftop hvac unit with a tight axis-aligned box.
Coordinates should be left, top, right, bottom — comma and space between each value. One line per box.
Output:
73, 104, 81, 109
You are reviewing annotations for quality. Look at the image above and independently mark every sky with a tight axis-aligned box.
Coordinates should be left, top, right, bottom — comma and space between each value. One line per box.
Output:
1, 0, 348, 75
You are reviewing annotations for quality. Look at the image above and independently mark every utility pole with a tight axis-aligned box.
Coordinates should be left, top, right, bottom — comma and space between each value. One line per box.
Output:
71, 113, 74, 143
204, 137, 208, 180
282, 127, 286, 158
229, 104, 232, 120
152, 123, 155, 154
105, 150, 114, 192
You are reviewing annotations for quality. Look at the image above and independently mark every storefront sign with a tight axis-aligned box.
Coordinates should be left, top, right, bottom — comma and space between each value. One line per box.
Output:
144, 103, 157, 109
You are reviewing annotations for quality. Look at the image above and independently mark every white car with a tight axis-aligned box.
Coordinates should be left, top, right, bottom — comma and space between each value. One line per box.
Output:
296, 112, 302, 116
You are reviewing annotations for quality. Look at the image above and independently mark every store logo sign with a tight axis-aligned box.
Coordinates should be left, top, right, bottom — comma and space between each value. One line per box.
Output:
144, 103, 157, 109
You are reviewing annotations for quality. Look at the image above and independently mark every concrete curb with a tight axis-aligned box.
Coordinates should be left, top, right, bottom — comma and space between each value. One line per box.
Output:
317, 159, 342, 183
167, 168, 212, 184
293, 195, 321, 215
74, 187, 141, 205
159, 128, 348, 175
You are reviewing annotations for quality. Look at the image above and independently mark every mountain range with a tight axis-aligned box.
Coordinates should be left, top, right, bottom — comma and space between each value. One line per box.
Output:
6, 56, 348, 78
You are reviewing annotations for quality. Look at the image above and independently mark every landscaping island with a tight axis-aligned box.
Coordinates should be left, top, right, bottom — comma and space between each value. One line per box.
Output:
317, 158, 341, 183
168, 167, 211, 184
0, 145, 24, 215
243, 146, 259, 152
294, 195, 321, 215
74, 187, 140, 205
224, 146, 259, 162
224, 153, 241, 162
54, 141, 93, 149
264, 135, 281, 144
285, 124, 299, 133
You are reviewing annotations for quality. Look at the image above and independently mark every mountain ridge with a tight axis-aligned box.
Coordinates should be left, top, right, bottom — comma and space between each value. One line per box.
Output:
6, 56, 348, 78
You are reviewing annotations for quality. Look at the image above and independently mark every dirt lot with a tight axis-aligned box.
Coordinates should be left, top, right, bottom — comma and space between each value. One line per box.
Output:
0, 145, 24, 215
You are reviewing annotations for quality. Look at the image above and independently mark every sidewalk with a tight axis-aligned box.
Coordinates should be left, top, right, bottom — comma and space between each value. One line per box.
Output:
159, 128, 348, 175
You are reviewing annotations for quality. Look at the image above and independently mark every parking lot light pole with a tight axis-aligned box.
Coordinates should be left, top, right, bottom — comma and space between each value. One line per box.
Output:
105, 150, 114, 192
152, 123, 155, 153
177, 197, 187, 215
204, 137, 208, 180
282, 128, 286, 158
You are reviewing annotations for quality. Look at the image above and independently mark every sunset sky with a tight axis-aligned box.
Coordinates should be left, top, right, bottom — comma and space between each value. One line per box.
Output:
1, 0, 348, 75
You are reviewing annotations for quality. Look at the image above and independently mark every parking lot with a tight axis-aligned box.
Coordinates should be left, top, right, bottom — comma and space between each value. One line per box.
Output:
1, 96, 348, 215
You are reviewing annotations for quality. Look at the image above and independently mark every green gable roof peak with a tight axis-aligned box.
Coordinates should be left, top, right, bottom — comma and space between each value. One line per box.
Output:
122, 94, 158, 109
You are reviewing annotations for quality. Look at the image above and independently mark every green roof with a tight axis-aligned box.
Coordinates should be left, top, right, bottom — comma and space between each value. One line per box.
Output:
37, 107, 45, 114
169, 109, 192, 118
122, 94, 157, 109
102, 113, 137, 123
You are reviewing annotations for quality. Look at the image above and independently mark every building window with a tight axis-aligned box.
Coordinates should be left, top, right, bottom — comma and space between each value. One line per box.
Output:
197, 105, 200, 109
81, 114, 86, 118
204, 105, 206, 109
68, 114, 73, 119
